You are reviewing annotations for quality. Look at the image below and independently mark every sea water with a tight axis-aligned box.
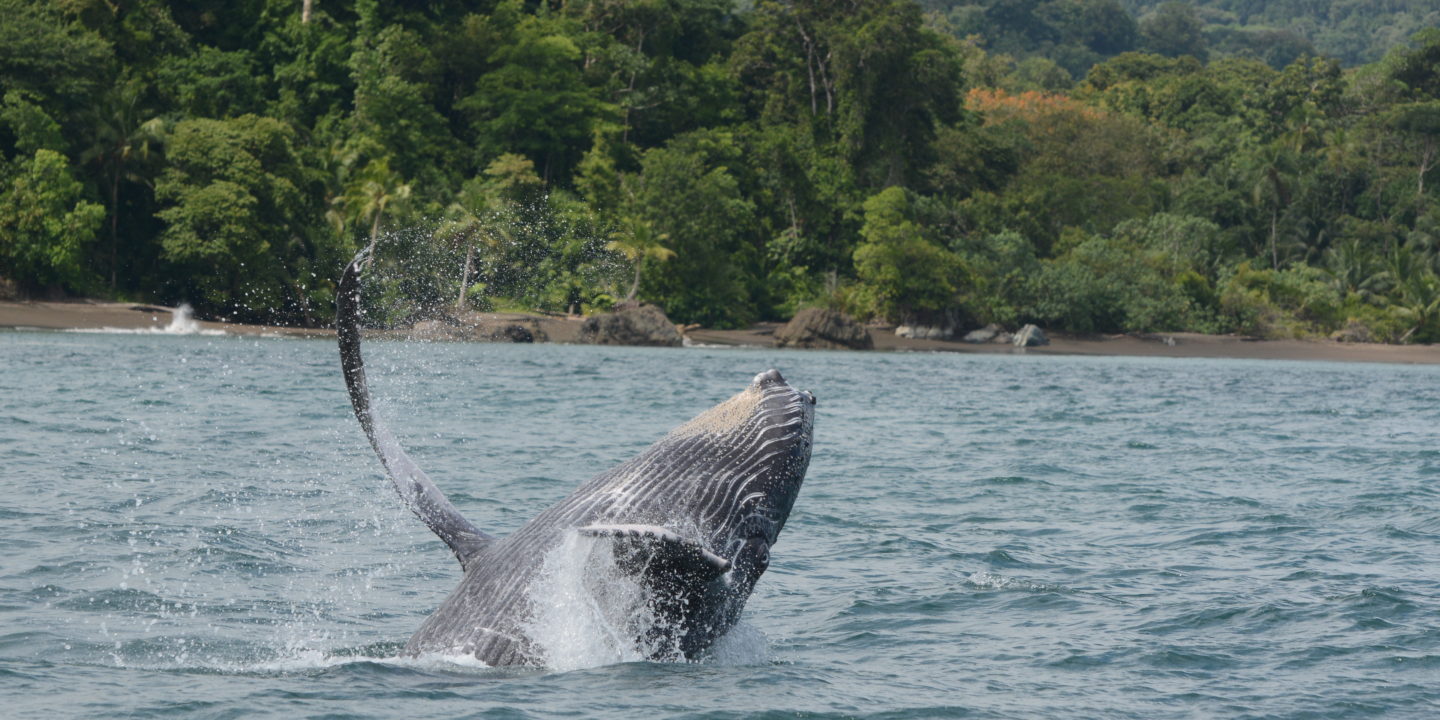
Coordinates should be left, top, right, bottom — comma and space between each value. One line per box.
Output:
1, 331, 1438, 719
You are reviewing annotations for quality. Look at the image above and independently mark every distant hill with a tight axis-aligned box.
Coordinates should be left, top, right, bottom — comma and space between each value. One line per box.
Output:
924, 0, 1439, 78
1120, 0, 1440, 66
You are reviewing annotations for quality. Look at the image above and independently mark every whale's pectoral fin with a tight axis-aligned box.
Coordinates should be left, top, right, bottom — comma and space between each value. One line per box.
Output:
579, 525, 731, 584
338, 253, 495, 572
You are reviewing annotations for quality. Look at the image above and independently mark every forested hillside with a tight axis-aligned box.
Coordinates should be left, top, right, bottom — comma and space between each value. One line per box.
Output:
929, 1, 1440, 76
1121, 0, 1440, 66
2, 0, 1439, 342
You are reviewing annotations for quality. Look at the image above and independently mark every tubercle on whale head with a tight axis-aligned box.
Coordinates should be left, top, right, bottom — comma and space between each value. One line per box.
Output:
674, 369, 815, 438
749, 368, 816, 439
713, 369, 815, 549
750, 369, 815, 401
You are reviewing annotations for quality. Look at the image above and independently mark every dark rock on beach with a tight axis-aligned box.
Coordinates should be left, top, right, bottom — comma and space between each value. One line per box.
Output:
411, 314, 547, 343
963, 324, 1001, 344
577, 304, 683, 347
1331, 319, 1373, 343
774, 308, 874, 350
1012, 324, 1049, 347
894, 324, 953, 340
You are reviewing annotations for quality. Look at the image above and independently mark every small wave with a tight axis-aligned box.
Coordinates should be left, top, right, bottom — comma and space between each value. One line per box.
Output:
54, 587, 172, 613
79, 640, 498, 676
101, 636, 769, 678
976, 475, 1051, 486
227, 648, 496, 675
963, 571, 1067, 594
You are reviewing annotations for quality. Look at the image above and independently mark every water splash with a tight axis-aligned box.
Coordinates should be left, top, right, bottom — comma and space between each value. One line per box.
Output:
519, 532, 771, 671
67, 303, 225, 336
698, 619, 768, 665
161, 304, 215, 334
523, 532, 662, 671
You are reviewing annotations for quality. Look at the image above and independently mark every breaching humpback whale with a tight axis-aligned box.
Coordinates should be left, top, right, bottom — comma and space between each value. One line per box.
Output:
337, 254, 815, 665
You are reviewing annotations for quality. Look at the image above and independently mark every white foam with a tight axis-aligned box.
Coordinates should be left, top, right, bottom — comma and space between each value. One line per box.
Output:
523, 532, 660, 671
67, 304, 226, 336
521, 531, 772, 671
236, 648, 493, 674
103, 645, 496, 675
964, 571, 1066, 593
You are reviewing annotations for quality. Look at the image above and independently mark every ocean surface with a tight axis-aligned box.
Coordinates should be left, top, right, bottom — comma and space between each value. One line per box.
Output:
2, 330, 1439, 719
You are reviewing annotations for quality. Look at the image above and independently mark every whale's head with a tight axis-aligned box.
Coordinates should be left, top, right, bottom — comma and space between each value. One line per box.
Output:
563, 368, 816, 659
662, 369, 814, 582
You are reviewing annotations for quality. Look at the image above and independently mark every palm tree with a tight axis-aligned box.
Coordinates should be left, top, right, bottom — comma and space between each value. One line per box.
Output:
437, 165, 534, 311
334, 157, 411, 255
441, 208, 482, 311
438, 202, 506, 312
322, 140, 360, 239
82, 79, 165, 291
1324, 236, 1385, 298
1386, 101, 1440, 210
605, 216, 674, 302
1395, 268, 1440, 343
1244, 141, 1298, 270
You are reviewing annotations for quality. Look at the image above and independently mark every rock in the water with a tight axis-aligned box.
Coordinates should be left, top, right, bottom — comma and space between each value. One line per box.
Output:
963, 324, 1002, 344
774, 308, 873, 350
1012, 324, 1049, 347
895, 324, 953, 340
577, 304, 683, 347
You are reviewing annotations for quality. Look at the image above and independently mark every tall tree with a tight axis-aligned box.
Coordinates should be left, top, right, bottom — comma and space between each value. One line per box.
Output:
606, 216, 675, 302
335, 157, 412, 256
0, 149, 105, 293
155, 115, 318, 319
81, 79, 165, 290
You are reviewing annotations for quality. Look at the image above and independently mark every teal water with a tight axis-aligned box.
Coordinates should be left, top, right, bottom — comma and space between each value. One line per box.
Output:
2, 331, 1439, 719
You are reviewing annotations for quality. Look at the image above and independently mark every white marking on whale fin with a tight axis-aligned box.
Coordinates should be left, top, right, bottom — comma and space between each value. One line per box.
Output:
579, 524, 731, 575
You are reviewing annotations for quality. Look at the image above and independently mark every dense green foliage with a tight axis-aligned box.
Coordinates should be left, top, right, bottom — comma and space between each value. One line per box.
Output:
929, 0, 1439, 81
0, 0, 1438, 342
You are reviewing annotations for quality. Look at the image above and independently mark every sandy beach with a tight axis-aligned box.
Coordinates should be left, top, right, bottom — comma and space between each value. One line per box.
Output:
5, 299, 1440, 365
0, 300, 330, 338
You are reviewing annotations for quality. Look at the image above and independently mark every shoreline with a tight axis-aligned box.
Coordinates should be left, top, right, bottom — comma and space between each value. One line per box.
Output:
5, 299, 1440, 365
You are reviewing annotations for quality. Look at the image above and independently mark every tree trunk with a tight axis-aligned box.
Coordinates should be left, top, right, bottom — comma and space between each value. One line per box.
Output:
627, 261, 641, 301
292, 278, 314, 327
457, 239, 474, 310
302, 0, 312, 24
1418, 137, 1436, 204
1270, 207, 1279, 270
109, 171, 120, 292
796, 17, 819, 115
367, 209, 381, 255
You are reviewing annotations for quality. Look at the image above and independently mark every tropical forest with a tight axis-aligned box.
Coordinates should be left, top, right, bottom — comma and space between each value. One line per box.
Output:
3, 0, 1440, 342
